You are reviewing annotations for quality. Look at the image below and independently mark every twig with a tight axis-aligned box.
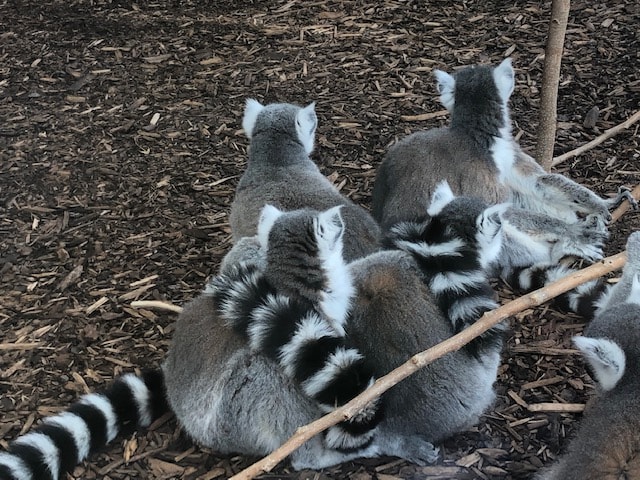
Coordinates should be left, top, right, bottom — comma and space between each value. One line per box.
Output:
400, 109, 448, 122
130, 300, 183, 313
611, 184, 640, 223
552, 110, 640, 167
229, 251, 627, 480
527, 402, 585, 413
535, 0, 571, 170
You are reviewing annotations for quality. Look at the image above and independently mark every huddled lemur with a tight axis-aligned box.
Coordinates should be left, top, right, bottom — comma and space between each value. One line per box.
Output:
371, 58, 635, 273
229, 99, 381, 262
535, 231, 640, 480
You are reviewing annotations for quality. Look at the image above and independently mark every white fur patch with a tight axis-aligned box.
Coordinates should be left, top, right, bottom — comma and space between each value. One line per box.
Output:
120, 374, 152, 427
257, 204, 283, 250
573, 336, 626, 391
295, 102, 317, 154
79, 393, 118, 443
315, 206, 353, 333
302, 347, 364, 398
13, 432, 60, 480
448, 296, 498, 325
434, 70, 455, 111
427, 180, 455, 216
44, 411, 91, 462
0, 452, 33, 480
394, 238, 465, 259
247, 293, 292, 351
490, 136, 516, 181
242, 98, 264, 138
430, 271, 487, 295
278, 313, 341, 378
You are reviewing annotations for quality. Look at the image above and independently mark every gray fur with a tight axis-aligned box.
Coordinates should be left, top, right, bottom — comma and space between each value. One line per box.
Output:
535, 232, 640, 480
230, 99, 381, 261
347, 250, 502, 445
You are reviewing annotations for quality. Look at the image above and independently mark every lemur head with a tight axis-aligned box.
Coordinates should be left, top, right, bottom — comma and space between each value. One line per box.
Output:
434, 58, 514, 133
426, 181, 506, 270
573, 234, 640, 392
257, 204, 354, 326
242, 98, 317, 155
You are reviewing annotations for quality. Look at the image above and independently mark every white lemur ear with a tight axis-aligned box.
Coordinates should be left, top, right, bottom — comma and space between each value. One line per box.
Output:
427, 180, 456, 217
627, 274, 640, 306
257, 204, 283, 250
315, 205, 344, 253
295, 102, 317, 155
242, 98, 264, 139
493, 58, 515, 103
573, 336, 626, 391
434, 69, 455, 111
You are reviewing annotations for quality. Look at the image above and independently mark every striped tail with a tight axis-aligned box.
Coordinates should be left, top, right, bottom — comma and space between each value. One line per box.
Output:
501, 263, 605, 321
206, 264, 382, 452
0, 370, 168, 480
386, 218, 505, 356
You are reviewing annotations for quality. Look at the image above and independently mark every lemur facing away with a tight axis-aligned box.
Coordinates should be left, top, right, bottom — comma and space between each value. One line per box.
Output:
0, 187, 513, 478
535, 231, 640, 480
208, 204, 383, 452
371, 58, 635, 270
230, 99, 381, 262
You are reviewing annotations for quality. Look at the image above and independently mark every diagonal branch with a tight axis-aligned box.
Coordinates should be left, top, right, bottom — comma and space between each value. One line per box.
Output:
229, 251, 627, 480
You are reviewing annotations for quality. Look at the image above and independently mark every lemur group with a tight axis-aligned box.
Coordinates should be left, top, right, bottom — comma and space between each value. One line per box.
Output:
2, 58, 639, 480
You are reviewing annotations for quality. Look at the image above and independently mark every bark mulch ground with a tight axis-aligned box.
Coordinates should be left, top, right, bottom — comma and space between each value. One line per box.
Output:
1, 0, 639, 479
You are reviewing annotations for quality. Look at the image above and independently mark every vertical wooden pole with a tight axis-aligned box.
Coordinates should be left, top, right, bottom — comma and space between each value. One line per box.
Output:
536, 0, 571, 171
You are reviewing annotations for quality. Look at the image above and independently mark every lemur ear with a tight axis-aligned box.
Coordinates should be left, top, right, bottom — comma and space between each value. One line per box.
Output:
482, 202, 509, 224
434, 69, 455, 111
627, 274, 640, 306
427, 180, 456, 216
573, 336, 626, 391
296, 102, 317, 155
493, 58, 515, 103
257, 204, 283, 249
242, 98, 264, 139
315, 205, 344, 252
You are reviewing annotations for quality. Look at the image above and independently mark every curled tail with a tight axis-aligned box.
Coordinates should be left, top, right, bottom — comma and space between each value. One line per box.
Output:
385, 218, 505, 356
502, 263, 605, 321
0, 370, 168, 480
207, 264, 381, 451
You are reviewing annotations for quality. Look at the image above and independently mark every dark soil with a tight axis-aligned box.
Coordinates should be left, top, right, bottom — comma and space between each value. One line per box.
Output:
1, 0, 639, 479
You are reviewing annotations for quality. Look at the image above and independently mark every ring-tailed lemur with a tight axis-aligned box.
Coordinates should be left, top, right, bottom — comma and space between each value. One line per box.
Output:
230, 99, 381, 262
535, 231, 640, 480
208, 204, 382, 451
371, 58, 635, 268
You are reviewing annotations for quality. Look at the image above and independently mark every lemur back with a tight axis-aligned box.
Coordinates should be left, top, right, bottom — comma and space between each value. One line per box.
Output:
535, 232, 640, 480
230, 99, 381, 261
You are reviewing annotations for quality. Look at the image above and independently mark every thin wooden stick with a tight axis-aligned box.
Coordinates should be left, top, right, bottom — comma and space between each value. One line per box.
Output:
552, 109, 640, 167
611, 184, 640, 223
229, 251, 627, 480
527, 402, 585, 413
536, 0, 571, 170
400, 109, 448, 122
130, 300, 183, 313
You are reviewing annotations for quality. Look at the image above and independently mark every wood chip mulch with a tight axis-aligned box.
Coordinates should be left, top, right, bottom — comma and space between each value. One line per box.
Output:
1, 0, 638, 479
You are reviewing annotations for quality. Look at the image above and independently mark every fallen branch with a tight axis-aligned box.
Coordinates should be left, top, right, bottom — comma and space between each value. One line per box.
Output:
611, 184, 640, 223
130, 300, 183, 313
552, 109, 640, 167
229, 251, 627, 480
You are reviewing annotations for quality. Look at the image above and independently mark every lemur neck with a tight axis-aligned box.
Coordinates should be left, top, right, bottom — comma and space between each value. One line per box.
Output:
249, 133, 309, 166
450, 105, 513, 148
